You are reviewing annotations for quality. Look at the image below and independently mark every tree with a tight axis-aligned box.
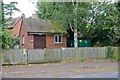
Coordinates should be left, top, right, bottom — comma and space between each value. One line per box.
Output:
87, 2, 119, 46
76, 2, 119, 46
115, 1, 120, 46
0, 0, 5, 48
36, 2, 91, 47
0, 1, 20, 49
1, 28, 13, 49
4, 2, 20, 18
0, 0, 5, 27
36, 1, 119, 47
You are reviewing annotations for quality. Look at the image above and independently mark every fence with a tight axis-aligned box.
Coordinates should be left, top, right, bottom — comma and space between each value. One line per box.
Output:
2, 47, 119, 65
2, 49, 24, 64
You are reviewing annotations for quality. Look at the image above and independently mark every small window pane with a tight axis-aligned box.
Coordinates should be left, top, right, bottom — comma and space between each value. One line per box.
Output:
59, 36, 61, 42
55, 36, 57, 42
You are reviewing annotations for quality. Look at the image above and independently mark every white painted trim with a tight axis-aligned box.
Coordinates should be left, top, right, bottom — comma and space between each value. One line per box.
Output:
54, 35, 62, 44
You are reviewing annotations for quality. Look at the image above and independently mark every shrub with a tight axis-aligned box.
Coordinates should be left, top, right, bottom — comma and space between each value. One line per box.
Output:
106, 46, 114, 59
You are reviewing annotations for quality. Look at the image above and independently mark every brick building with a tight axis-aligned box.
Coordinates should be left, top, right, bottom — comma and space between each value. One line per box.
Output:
7, 15, 67, 49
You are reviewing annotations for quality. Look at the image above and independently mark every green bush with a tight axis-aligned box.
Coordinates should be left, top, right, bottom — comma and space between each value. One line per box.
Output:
106, 46, 114, 59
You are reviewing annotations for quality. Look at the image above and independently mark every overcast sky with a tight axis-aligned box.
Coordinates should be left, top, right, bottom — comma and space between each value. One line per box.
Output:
3, 0, 37, 18
3, 0, 117, 18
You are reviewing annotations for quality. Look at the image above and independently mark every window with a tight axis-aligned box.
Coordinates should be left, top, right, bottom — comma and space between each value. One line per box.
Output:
54, 35, 62, 43
22, 35, 25, 44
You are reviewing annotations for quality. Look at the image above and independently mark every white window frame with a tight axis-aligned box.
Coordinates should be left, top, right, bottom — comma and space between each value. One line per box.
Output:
22, 35, 25, 44
54, 35, 62, 43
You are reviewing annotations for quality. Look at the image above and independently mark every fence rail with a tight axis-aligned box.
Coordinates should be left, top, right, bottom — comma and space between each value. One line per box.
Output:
1, 47, 119, 65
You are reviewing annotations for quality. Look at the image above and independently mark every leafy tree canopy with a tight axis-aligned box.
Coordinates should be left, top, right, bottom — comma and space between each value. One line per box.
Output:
0, 0, 20, 49
36, 1, 119, 46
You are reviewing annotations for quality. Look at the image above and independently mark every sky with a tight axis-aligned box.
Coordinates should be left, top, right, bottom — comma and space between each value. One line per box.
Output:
3, 0, 37, 18
3, 0, 117, 18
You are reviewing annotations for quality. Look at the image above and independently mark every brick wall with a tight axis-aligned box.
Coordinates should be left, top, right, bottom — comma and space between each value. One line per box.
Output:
46, 34, 66, 48
27, 35, 34, 49
20, 21, 34, 49
13, 17, 22, 36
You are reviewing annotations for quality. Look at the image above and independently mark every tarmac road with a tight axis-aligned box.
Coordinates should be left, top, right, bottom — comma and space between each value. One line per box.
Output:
2, 61, 119, 78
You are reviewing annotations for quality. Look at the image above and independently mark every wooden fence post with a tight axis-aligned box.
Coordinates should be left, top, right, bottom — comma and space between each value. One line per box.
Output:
23, 49, 28, 65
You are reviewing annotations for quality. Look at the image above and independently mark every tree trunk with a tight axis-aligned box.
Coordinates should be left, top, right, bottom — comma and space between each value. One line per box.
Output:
74, 28, 78, 48
72, 0, 78, 48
